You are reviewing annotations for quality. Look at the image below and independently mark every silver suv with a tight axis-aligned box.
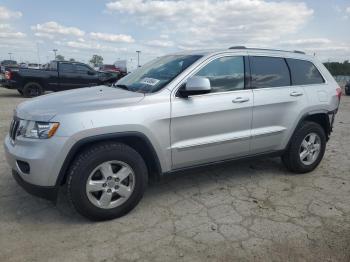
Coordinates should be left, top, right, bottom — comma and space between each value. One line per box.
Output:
4, 47, 341, 220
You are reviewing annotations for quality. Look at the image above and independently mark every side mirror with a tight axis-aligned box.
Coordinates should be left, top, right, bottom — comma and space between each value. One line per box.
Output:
178, 76, 211, 98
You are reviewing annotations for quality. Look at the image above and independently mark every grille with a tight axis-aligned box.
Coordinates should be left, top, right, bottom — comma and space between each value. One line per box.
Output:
9, 118, 20, 141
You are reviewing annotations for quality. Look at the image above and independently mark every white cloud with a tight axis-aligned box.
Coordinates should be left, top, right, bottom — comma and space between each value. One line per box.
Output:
0, 31, 25, 38
0, 23, 26, 38
346, 7, 350, 14
89, 32, 135, 43
106, 0, 314, 49
31, 21, 85, 38
0, 6, 22, 20
280, 38, 332, 46
58, 40, 127, 53
146, 39, 174, 47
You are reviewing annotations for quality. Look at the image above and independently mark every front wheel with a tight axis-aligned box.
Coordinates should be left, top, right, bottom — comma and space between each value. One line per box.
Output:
282, 121, 326, 173
67, 142, 148, 221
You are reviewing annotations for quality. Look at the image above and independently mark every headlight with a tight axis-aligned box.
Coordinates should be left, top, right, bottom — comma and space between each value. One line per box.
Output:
18, 120, 59, 139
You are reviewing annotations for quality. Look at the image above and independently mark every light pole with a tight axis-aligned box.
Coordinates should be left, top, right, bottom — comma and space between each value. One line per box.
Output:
8, 52, 12, 60
52, 49, 58, 60
136, 50, 141, 67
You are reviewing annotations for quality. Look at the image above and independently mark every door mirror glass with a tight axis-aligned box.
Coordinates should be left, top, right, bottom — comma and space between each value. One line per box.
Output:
179, 76, 211, 97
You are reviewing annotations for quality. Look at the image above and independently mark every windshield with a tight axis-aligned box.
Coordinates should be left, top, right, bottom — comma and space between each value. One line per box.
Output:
115, 55, 202, 93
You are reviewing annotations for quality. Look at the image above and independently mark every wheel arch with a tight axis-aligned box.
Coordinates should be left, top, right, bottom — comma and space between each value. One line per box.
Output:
55, 132, 162, 188
286, 110, 333, 150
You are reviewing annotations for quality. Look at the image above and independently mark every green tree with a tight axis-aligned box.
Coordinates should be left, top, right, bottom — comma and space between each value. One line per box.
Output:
89, 54, 103, 67
69, 58, 75, 62
56, 54, 65, 61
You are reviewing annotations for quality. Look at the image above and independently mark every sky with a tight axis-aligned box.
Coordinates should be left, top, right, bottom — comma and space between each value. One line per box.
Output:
0, 0, 349, 69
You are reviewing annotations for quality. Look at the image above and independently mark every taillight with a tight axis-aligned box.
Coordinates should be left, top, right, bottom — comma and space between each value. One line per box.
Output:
4, 70, 11, 80
336, 87, 342, 101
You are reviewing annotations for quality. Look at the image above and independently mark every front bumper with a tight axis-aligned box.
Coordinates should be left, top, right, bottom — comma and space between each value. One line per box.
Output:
4, 134, 70, 189
12, 170, 57, 201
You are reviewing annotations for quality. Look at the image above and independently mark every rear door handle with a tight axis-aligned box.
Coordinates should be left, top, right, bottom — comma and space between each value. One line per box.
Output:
232, 97, 249, 103
290, 91, 303, 97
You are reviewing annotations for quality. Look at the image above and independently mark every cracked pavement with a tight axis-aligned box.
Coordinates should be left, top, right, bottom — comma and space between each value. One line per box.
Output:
0, 88, 349, 262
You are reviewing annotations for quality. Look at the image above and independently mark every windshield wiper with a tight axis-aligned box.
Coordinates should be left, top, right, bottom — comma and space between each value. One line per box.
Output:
115, 84, 129, 91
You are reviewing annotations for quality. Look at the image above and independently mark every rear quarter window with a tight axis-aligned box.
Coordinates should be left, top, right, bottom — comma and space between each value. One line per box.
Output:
250, 56, 291, 88
286, 58, 325, 85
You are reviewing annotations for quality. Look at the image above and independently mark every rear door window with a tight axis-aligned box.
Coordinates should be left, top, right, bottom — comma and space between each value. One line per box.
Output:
250, 56, 291, 88
286, 58, 324, 85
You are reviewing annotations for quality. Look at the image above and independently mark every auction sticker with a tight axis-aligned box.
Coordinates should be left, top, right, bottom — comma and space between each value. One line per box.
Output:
140, 78, 160, 86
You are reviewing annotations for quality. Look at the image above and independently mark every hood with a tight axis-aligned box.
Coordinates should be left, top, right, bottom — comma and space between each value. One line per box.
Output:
15, 85, 145, 121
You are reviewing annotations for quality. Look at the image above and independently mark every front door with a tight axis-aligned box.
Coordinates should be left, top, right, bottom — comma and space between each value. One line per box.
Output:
170, 55, 253, 169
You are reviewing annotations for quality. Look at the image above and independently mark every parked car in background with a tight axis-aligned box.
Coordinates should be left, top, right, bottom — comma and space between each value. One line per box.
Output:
19, 63, 28, 68
345, 81, 350, 95
1, 60, 119, 97
4, 47, 341, 220
99, 64, 127, 80
0, 60, 18, 73
27, 63, 42, 69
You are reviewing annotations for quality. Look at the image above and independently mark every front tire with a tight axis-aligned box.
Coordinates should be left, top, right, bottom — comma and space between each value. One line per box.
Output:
282, 121, 326, 173
67, 142, 148, 221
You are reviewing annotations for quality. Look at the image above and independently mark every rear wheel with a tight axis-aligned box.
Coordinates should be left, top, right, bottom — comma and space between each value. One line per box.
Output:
23, 82, 43, 97
282, 121, 326, 173
345, 87, 350, 96
67, 142, 148, 221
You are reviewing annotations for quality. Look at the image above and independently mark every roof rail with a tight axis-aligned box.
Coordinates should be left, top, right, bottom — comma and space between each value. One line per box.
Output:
228, 46, 305, 55
229, 46, 247, 49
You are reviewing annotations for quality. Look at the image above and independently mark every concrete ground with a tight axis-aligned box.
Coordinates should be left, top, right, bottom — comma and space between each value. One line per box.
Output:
0, 88, 349, 262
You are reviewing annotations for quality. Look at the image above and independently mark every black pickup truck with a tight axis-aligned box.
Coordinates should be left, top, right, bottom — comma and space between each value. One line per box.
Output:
1, 61, 119, 97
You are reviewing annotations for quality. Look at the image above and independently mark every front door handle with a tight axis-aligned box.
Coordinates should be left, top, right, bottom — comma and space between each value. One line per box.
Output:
290, 91, 303, 97
232, 97, 249, 103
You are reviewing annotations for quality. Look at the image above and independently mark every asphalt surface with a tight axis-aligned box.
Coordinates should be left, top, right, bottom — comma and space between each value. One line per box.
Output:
0, 87, 349, 262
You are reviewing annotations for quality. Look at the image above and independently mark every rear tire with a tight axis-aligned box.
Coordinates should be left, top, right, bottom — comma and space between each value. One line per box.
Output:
23, 82, 43, 98
67, 142, 148, 221
282, 121, 326, 173
345, 87, 350, 96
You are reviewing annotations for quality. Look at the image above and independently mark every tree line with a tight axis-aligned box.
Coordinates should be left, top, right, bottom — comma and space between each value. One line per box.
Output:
323, 60, 350, 76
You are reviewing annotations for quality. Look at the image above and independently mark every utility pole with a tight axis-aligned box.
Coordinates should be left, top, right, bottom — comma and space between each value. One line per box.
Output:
8, 52, 12, 60
52, 49, 58, 60
136, 50, 141, 67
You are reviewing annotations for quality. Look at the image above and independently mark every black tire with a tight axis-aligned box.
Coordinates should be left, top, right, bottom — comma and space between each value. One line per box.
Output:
17, 89, 23, 95
345, 87, 350, 96
22, 82, 43, 98
67, 142, 148, 221
282, 121, 326, 174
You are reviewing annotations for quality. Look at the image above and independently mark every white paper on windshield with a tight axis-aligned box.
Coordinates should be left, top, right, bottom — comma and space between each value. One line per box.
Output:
140, 78, 160, 86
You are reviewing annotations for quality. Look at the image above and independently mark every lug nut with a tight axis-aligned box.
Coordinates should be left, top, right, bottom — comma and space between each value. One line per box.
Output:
102, 183, 107, 187
114, 185, 119, 189
107, 176, 112, 180
107, 189, 112, 193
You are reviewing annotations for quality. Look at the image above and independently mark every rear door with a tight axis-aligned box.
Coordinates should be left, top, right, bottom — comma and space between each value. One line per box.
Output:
170, 54, 253, 169
249, 55, 308, 154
